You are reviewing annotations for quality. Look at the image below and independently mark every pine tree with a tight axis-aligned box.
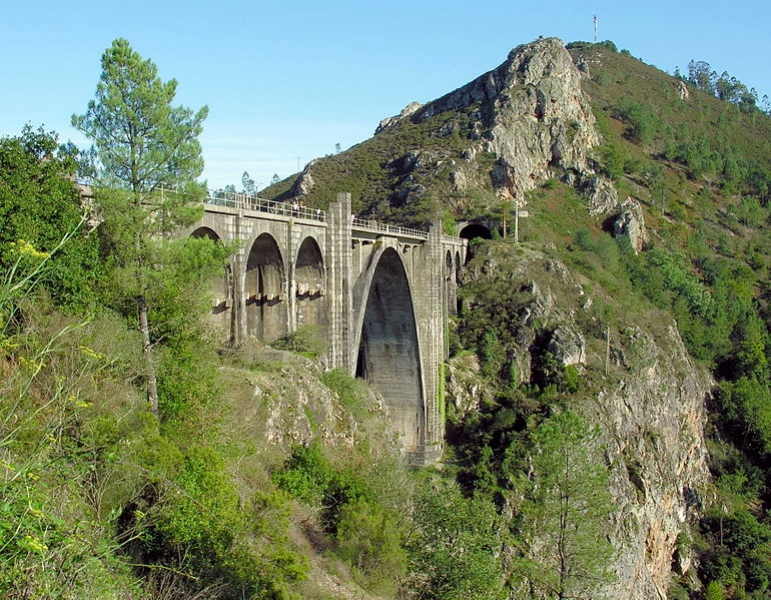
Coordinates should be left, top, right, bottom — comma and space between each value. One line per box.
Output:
519, 410, 616, 599
73, 38, 223, 414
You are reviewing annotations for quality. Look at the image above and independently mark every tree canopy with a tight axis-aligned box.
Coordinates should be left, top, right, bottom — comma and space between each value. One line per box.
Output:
0, 126, 101, 308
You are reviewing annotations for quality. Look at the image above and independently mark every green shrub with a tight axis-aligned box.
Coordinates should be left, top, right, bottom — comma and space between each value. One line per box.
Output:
705, 581, 726, 600
336, 499, 406, 594
573, 227, 593, 251
272, 442, 334, 505
597, 144, 625, 180
271, 324, 327, 357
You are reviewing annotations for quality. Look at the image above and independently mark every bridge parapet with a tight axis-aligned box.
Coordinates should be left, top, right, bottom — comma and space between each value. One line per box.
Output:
205, 189, 326, 222
351, 217, 429, 242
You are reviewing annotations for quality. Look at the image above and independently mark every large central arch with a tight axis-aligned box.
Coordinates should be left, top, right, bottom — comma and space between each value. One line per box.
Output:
355, 247, 424, 452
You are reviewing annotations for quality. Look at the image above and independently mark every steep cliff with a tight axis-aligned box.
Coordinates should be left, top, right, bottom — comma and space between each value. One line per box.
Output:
449, 242, 711, 600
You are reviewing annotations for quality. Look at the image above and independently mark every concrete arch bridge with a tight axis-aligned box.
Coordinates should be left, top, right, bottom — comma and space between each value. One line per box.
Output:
185, 192, 466, 466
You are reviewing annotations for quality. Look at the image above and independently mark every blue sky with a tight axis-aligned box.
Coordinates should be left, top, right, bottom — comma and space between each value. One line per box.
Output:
2, 0, 768, 191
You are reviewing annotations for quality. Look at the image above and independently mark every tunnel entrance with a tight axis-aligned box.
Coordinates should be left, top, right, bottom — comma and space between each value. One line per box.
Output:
356, 247, 424, 451
459, 223, 491, 262
459, 223, 492, 240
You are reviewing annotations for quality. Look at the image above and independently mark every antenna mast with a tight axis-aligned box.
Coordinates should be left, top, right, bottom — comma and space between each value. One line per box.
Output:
593, 15, 598, 42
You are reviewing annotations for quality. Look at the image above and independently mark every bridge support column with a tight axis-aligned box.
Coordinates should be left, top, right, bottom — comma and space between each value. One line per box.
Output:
232, 211, 247, 346
326, 193, 353, 371
409, 222, 446, 465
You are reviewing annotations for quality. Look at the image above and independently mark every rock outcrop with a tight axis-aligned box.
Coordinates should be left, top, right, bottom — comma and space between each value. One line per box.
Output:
375, 101, 423, 134
407, 37, 615, 212
613, 197, 649, 252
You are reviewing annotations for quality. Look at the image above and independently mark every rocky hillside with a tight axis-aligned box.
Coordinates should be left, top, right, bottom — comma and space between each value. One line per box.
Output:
268, 37, 622, 221
263, 36, 771, 599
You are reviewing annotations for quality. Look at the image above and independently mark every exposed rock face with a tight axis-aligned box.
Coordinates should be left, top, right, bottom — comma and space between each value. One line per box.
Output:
289, 159, 317, 198
581, 173, 620, 214
595, 324, 710, 600
219, 346, 397, 456
445, 352, 492, 417
450, 244, 711, 600
677, 79, 690, 101
547, 324, 586, 366
411, 37, 614, 211
375, 101, 423, 134
613, 197, 649, 252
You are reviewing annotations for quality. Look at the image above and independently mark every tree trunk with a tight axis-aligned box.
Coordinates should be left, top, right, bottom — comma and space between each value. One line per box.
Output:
138, 295, 159, 414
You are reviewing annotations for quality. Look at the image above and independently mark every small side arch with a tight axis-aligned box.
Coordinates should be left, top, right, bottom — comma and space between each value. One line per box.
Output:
190, 227, 232, 331
294, 236, 326, 330
246, 233, 287, 342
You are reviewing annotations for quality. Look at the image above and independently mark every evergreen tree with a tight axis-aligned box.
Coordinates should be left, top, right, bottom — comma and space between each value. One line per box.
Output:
519, 410, 616, 599
241, 170, 256, 195
72, 38, 224, 414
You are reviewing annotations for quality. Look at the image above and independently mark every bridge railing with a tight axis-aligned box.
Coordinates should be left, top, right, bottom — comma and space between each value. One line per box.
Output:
351, 216, 429, 240
204, 189, 326, 221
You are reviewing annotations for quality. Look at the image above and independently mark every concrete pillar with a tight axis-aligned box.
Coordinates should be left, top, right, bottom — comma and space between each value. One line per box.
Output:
326, 193, 353, 371
232, 211, 247, 346
409, 221, 445, 465
287, 220, 296, 334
